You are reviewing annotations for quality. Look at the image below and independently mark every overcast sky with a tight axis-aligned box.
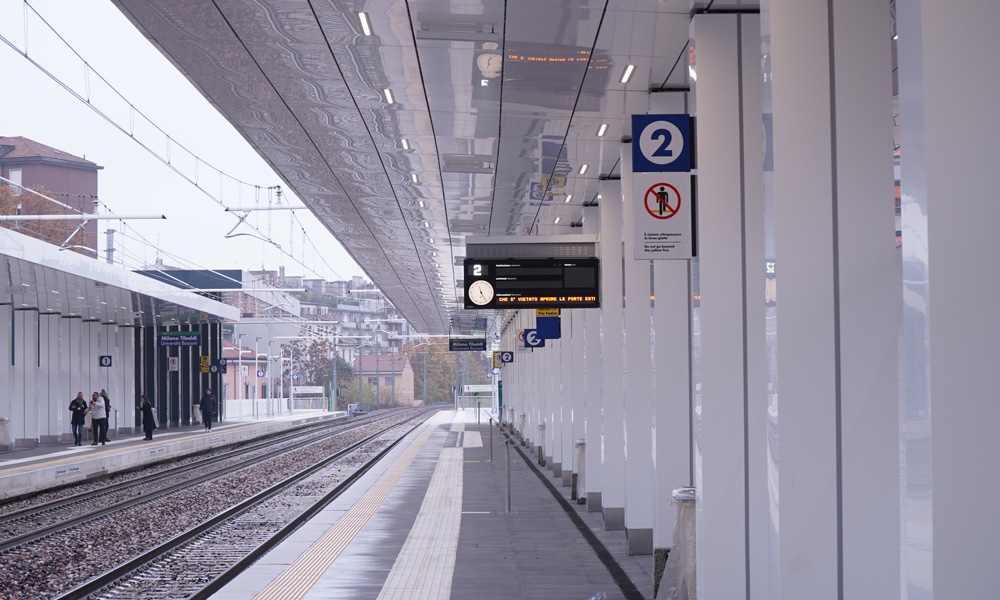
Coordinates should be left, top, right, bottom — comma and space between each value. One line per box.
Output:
0, 1, 367, 283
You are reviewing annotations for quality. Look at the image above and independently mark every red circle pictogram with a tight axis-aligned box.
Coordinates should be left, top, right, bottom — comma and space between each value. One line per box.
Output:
644, 183, 681, 219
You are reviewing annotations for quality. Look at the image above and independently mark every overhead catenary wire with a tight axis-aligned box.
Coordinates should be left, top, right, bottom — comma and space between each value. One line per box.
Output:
1, 1, 350, 285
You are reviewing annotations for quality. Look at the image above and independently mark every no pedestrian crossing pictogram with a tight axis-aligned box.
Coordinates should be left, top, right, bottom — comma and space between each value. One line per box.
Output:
644, 183, 681, 219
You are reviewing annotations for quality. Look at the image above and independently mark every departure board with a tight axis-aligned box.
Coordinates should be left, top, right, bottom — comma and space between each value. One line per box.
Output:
463, 258, 600, 309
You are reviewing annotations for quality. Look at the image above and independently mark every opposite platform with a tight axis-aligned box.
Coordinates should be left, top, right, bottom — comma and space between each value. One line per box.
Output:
215, 409, 655, 600
0, 409, 341, 500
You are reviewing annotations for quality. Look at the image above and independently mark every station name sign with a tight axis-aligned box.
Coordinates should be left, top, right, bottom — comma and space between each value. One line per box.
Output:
158, 331, 202, 347
463, 258, 600, 309
449, 338, 487, 352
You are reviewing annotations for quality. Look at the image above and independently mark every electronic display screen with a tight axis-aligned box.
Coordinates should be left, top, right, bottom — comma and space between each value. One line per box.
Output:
463, 258, 600, 309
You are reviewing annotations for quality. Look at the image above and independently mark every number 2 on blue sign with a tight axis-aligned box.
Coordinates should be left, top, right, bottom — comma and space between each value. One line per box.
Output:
651, 128, 673, 157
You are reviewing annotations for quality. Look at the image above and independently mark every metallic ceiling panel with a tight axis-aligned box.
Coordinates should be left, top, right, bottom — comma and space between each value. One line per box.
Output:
112, 0, 725, 335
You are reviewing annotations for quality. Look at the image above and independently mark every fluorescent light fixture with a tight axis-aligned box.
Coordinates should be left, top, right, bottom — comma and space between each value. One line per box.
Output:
554, 217, 561, 224
688, 65, 697, 82
51, 290, 59, 294
429, 238, 435, 244
892, 34, 899, 40
418, 200, 425, 208
358, 12, 372, 36
579, 164, 588, 175
411, 173, 418, 183
565, 194, 573, 203
620, 64, 635, 83
597, 123, 608, 137
384, 88, 394, 104
432, 252, 438, 257
423, 221, 430, 227
401, 138, 409, 150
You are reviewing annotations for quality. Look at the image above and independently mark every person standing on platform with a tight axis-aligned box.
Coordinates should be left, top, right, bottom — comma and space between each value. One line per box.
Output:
89, 392, 108, 445
68, 392, 87, 446
137, 395, 156, 440
200, 389, 217, 431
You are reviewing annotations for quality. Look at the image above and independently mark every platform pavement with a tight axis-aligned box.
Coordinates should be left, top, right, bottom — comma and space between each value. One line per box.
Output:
455, 416, 655, 600
213, 409, 656, 600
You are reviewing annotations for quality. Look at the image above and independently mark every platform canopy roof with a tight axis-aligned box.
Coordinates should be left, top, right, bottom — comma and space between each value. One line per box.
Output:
111, 0, 744, 334
1, 227, 238, 326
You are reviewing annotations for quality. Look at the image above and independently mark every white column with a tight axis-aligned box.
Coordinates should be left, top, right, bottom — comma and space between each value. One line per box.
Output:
562, 312, 578, 487
0, 305, 10, 448
647, 91, 695, 554
567, 310, 584, 490
548, 335, 561, 472
583, 205, 604, 511
13, 310, 39, 446
599, 178, 626, 529
770, 0, 898, 597
620, 143, 655, 554
39, 314, 62, 443
692, 12, 766, 598
899, 1, 1000, 597
122, 326, 137, 431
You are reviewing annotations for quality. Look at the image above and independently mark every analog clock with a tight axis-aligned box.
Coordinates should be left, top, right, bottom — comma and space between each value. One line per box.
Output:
468, 279, 495, 306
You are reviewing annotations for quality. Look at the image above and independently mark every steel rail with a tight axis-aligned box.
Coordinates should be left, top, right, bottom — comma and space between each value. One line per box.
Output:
53, 410, 432, 600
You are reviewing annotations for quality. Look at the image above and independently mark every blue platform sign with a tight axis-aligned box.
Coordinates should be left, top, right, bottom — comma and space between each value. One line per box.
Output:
632, 114, 691, 172
98, 355, 112, 368
535, 316, 561, 339
523, 329, 545, 348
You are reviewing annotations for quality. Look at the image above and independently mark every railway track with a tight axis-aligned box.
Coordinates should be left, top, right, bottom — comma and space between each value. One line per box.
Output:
0, 408, 435, 600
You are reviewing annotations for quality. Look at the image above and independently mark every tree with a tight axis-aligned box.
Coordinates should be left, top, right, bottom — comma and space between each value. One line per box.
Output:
404, 339, 492, 405
0, 184, 90, 254
280, 338, 361, 410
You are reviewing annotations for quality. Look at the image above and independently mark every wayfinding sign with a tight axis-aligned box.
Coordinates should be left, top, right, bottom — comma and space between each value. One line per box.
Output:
450, 338, 487, 352
632, 114, 691, 172
631, 113, 695, 259
158, 331, 202, 347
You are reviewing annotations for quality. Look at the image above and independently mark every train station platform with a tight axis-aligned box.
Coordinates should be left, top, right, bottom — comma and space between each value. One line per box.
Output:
0, 409, 342, 501
214, 409, 655, 600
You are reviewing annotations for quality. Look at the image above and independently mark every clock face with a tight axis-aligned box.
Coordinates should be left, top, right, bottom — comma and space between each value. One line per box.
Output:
469, 279, 495, 306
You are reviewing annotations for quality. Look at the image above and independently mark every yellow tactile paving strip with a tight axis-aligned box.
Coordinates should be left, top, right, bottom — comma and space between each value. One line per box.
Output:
252, 416, 443, 600
375, 446, 463, 599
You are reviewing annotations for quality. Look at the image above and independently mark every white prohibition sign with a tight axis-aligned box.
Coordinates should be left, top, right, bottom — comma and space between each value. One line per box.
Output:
638, 120, 685, 167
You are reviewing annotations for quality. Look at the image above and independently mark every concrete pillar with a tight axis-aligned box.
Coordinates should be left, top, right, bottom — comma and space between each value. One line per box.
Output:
12, 310, 39, 446
692, 12, 766, 598
566, 310, 583, 489
39, 313, 62, 443
0, 305, 10, 448
582, 205, 604, 511
646, 91, 695, 555
769, 0, 899, 597
620, 142, 654, 554
898, 1, 1000, 597
599, 178, 625, 530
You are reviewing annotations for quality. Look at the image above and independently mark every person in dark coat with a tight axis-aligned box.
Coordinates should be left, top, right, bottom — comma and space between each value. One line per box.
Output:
69, 392, 88, 446
137, 395, 156, 440
200, 389, 218, 431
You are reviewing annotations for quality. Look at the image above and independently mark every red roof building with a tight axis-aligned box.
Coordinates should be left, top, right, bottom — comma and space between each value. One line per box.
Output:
0, 136, 103, 253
